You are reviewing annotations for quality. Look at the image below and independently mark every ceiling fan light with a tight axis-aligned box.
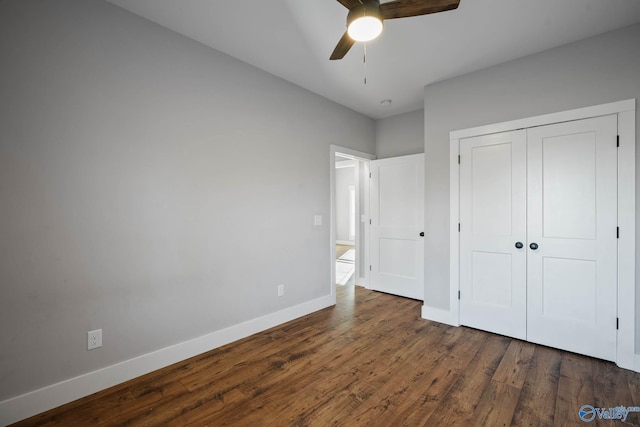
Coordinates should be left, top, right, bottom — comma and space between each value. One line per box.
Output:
347, 16, 383, 42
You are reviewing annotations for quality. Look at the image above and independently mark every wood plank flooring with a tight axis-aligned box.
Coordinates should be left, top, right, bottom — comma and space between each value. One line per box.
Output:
335, 244, 353, 260
12, 285, 640, 426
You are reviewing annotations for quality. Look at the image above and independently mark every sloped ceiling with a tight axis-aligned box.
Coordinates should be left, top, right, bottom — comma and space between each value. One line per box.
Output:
107, 0, 640, 119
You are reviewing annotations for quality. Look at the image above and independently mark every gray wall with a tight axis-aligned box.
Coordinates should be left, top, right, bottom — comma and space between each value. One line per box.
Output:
335, 164, 355, 242
423, 24, 640, 330
375, 109, 424, 159
0, 0, 375, 400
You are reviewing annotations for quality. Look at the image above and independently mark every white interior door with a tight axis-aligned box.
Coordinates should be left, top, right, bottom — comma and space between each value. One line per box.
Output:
526, 115, 618, 361
459, 130, 527, 340
369, 154, 424, 300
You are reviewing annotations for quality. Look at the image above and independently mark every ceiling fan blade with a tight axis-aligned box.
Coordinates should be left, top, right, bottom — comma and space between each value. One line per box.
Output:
380, 0, 460, 19
336, 0, 362, 9
330, 31, 355, 60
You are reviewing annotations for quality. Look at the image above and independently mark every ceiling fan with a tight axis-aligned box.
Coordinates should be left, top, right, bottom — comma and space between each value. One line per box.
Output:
330, 0, 460, 60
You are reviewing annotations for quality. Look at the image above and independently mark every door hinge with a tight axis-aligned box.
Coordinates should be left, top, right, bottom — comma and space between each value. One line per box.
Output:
369, 265, 372, 271
617, 227, 619, 239
458, 223, 461, 232
458, 155, 461, 165
616, 317, 619, 330
369, 219, 372, 225
458, 290, 461, 300
617, 135, 620, 147
369, 172, 372, 178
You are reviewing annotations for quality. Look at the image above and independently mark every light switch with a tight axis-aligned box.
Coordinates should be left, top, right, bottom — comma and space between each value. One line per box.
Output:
314, 215, 322, 226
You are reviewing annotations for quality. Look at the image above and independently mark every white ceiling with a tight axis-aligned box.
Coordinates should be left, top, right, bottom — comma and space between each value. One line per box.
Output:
106, 0, 640, 119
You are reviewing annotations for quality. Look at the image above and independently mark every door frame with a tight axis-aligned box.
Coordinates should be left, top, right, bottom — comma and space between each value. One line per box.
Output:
330, 145, 375, 303
447, 99, 636, 370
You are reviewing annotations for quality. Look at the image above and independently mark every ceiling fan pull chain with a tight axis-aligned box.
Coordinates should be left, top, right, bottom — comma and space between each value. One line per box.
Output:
363, 42, 367, 85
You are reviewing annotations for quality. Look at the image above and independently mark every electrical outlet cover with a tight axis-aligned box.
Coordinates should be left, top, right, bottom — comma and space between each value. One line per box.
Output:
88, 329, 102, 350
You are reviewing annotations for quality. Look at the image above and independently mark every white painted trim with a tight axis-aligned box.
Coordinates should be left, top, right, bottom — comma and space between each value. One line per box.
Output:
421, 304, 459, 326
449, 137, 461, 325
330, 145, 375, 297
449, 99, 636, 371
330, 149, 338, 304
330, 145, 376, 162
335, 160, 356, 169
336, 240, 355, 246
361, 161, 371, 288
617, 108, 636, 370
353, 162, 361, 283
0, 294, 334, 426
634, 354, 640, 372
450, 99, 635, 140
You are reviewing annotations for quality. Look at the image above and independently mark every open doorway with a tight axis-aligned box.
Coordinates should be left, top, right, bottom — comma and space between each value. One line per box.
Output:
330, 145, 375, 302
335, 158, 357, 287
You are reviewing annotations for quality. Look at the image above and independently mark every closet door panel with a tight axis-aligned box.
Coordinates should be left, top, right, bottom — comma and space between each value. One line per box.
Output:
526, 115, 617, 361
459, 130, 527, 340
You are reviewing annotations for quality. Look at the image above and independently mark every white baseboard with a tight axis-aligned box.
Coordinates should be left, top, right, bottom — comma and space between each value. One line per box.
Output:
421, 304, 460, 327
424, 308, 640, 373
0, 295, 334, 426
633, 354, 640, 373
336, 240, 355, 245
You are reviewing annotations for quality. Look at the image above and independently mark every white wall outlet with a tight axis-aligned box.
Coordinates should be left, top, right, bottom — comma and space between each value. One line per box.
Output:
277, 284, 285, 297
314, 215, 322, 226
88, 329, 102, 350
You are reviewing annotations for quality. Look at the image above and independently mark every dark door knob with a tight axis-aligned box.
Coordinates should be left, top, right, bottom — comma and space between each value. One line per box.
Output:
419, 232, 424, 237
530, 242, 539, 250
515, 242, 523, 249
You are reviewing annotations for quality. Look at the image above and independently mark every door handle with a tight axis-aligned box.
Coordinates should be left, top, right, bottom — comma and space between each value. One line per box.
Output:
529, 242, 539, 250
515, 242, 523, 249
419, 232, 424, 237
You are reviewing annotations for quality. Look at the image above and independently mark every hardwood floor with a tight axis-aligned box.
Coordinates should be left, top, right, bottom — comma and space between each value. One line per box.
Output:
12, 285, 640, 426
335, 244, 353, 260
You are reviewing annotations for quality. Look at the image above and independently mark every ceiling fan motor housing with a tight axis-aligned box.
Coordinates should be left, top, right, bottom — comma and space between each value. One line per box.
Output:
332, 0, 461, 60
347, 0, 383, 28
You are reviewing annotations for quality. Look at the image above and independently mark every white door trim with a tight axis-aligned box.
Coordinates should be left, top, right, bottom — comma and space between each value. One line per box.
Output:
330, 145, 375, 301
450, 99, 636, 140
445, 99, 636, 370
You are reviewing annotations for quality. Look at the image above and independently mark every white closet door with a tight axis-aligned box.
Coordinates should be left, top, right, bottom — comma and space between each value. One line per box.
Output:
527, 115, 618, 361
459, 130, 527, 339
369, 154, 424, 300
